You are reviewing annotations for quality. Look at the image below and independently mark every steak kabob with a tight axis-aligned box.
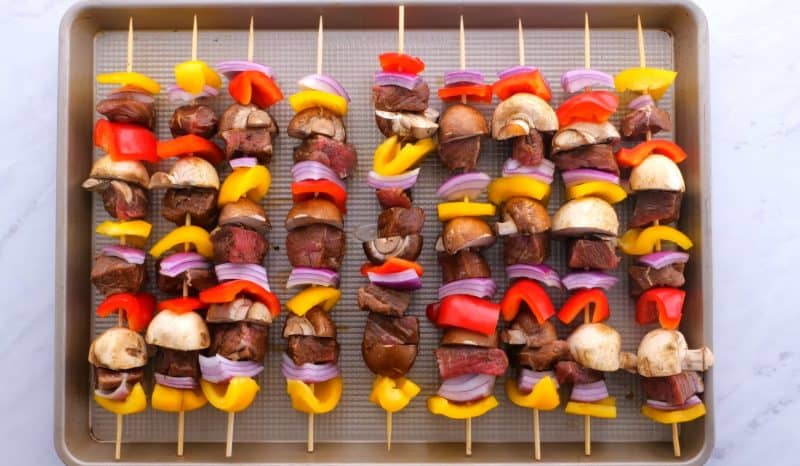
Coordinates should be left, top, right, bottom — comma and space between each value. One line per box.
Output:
550, 13, 625, 457
360, 5, 436, 450
425, 16, 506, 457
84, 18, 158, 461
282, 16, 353, 453
614, 16, 709, 457
488, 19, 565, 461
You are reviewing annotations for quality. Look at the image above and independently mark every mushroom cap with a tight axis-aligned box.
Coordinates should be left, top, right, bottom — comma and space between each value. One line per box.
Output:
552, 197, 619, 237
362, 234, 423, 264
218, 103, 277, 134
501, 196, 552, 234
82, 155, 150, 190
145, 309, 210, 351
491, 93, 558, 139
287, 107, 346, 141
88, 327, 148, 370
438, 104, 489, 143
441, 328, 499, 347
636, 329, 688, 377
219, 198, 270, 234
567, 323, 621, 372
375, 109, 440, 141
442, 217, 496, 254
285, 198, 343, 231
551, 121, 621, 153
630, 154, 685, 192
149, 156, 220, 190
206, 297, 272, 326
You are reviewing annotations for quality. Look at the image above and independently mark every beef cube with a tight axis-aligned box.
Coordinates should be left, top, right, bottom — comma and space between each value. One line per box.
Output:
154, 348, 201, 379
373, 83, 430, 112
161, 187, 218, 229
438, 136, 481, 172
287, 336, 339, 365
208, 322, 269, 362
101, 181, 148, 221
438, 250, 491, 283
555, 361, 604, 385
169, 104, 218, 138
630, 190, 683, 228
629, 263, 686, 296
293, 135, 357, 179
212, 225, 269, 264
512, 130, 545, 166
94, 366, 144, 391
568, 238, 621, 270
552, 143, 619, 175
375, 188, 412, 209
622, 105, 672, 139
357, 284, 411, 316
221, 128, 273, 164
435, 346, 509, 379
363, 313, 419, 345
285, 224, 345, 270
157, 263, 217, 294
378, 206, 425, 237
503, 233, 549, 266
91, 254, 146, 296
640, 371, 704, 405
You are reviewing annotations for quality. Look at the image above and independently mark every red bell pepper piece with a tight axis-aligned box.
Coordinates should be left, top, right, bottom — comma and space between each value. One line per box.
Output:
379, 52, 425, 74
491, 70, 552, 102
360, 257, 424, 277
555, 90, 619, 127
616, 140, 688, 168
199, 280, 281, 317
500, 278, 555, 323
94, 119, 159, 163
157, 296, 207, 314
229, 70, 283, 108
156, 134, 225, 166
438, 84, 493, 104
636, 287, 685, 330
96, 292, 156, 332
291, 180, 348, 213
557, 288, 610, 324
427, 295, 500, 336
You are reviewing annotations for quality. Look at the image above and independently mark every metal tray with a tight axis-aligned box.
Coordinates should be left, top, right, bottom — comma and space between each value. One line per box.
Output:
55, 1, 712, 464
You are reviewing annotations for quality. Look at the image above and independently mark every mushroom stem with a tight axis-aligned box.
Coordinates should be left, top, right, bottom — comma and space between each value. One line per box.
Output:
682, 347, 714, 372
495, 220, 519, 236
619, 351, 638, 373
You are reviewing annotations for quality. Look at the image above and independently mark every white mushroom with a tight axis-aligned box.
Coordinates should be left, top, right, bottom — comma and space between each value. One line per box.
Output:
491, 93, 558, 139
145, 309, 210, 351
149, 156, 220, 190
375, 109, 440, 140
567, 323, 621, 372
81, 155, 150, 190
634, 329, 714, 377
551, 121, 620, 154
552, 197, 619, 237
630, 154, 685, 192
88, 327, 148, 370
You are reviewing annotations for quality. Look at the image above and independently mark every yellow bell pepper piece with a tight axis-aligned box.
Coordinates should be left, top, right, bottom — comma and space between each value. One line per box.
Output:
427, 395, 498, 420
369, 376, 421, 413
286, 376, 343, 414
149, 225, 214, 258
151, 384, 207, 412
505, 376, 560, 411
641, 402, 706, 424
93, 382, 147, 415
437, 201, 496, 221
619, 225, 693, 255
174, 60, 222, 94
373, 136, 437, 176
614, 67, 677, 101
200, 376, 260, 413
96, 220, 152, 241
566, 181, 628, 204
286, 286, 341, 316
565, 396, 617, 419
96, 71, 161, 94
218, 165, 271, 206
289, 90, 348, 116
488, 175, 551, 205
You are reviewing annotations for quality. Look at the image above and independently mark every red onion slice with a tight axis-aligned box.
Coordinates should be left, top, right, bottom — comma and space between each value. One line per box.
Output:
562, 272, 618, 291
505, 264, 562, 288
280, 353, 340, 383
159, 252, 210, 278
437, 373, 496, 402
199, 353, 264, 384
154, 373, 198, 390
374, 71, 422, 90
518, 368, 557, 394
367, 269, 422, 290
286, 267, 340, 289
443, 70, 486, 86
166, 84, 219, 103
629, 94, 655, 110
94, 373, 131, 400
215, 60, 275, 79
497, 65, 538, 80
502, 158, 555, 184
570, 380, 609, 402
298, 74, 351, 102
367, 169, 420, 190
291, 160, 346, 190
436, 172, 492, 201
101, 245, 146, 265
438, 278, 496, 300
646, 395, 702, 411
561, 168, 620, 187
229, 157, 258, 169
215, 263, 270, 291
560, 68, 615, 93
638, 251, 690, 269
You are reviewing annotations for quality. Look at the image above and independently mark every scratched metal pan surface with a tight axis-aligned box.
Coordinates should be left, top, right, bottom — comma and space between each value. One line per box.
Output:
55, 1, 712, 464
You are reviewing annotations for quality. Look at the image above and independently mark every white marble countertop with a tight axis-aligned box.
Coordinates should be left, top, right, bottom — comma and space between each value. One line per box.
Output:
1, 0, 795, 464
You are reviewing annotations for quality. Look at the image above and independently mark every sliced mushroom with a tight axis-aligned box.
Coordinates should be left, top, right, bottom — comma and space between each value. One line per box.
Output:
442, 217, 495, 254
283, 307, 336, 338
567, 323, 621, 372
438, 104, 489, 143
88, 327, 147, 370
362, 234, 423, 264
288, 107, 346, 141
552, 197, 619, 237
218, 103, 277, 134
206, 297, 272, 326
630, 154, 685, 192
82, 155, 150, 191
375, 108, 439, 141
149, 156, 220, 190
491, 93, 558, 140
495, 196, 551, 236
635, 329, 714, 377
551, 121, 620, 154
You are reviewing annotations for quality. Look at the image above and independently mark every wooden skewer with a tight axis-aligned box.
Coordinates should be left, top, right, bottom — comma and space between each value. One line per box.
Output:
459, 15, 467, 106
465, 417, 472, 456
126, 17, 133, 73
176, 213, 192, 456
226, 412, 235, 457
398, 5, 405, 54
583, 307, 591, 456
386, 411, 393, 451
115, 413, 123, 460
316, 16, 324, 76
637, 14, 646, 68
177, 411, 185, 457
584, 12, 591, 70
307, 383, 315, 452
517, 18, 525, 66
248, 16, 254, 62
191, 14, 198, 61
533, 408, 541, 460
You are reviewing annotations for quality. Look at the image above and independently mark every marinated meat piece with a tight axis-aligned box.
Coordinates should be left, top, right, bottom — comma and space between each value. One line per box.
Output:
375, 188, 412, 209
287, 107, 346, 141
372, 82, 430, 112
378, 206, 425, 237
221, 129, 274, 164
502, 312, 558, 347
503, 233, 549, 266
512, 130, 545, 166
208, 322, 269, 362
161, 187, 218, 229
518, 341, 572, 370
94, 366, 144, 391
629, 263, 686, 296
283, 307, 337, 338
287, 336, 339, 365
157, 265, 217, 294
363, 313, 419, 345
555, 361, 603, 385
169, 104, 218, 138
212, 225, 269, 264
363, 312, 420, 378
438, 136, 481, 172
91, 255, 146, 296
640, 371, 704, 405
630, 190, 683, 228
101, 180, 148, 220
438, 250, 491, 283
568, 238, 621, 270
96, 97, 155, 130
154, 348, 201, 379
552, 143, 619, 175
622, 105, 672, 139
293, 135, 358, 179
357, 284, 411, 316
285, 224, 345, 270
435, 346, 509, 379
